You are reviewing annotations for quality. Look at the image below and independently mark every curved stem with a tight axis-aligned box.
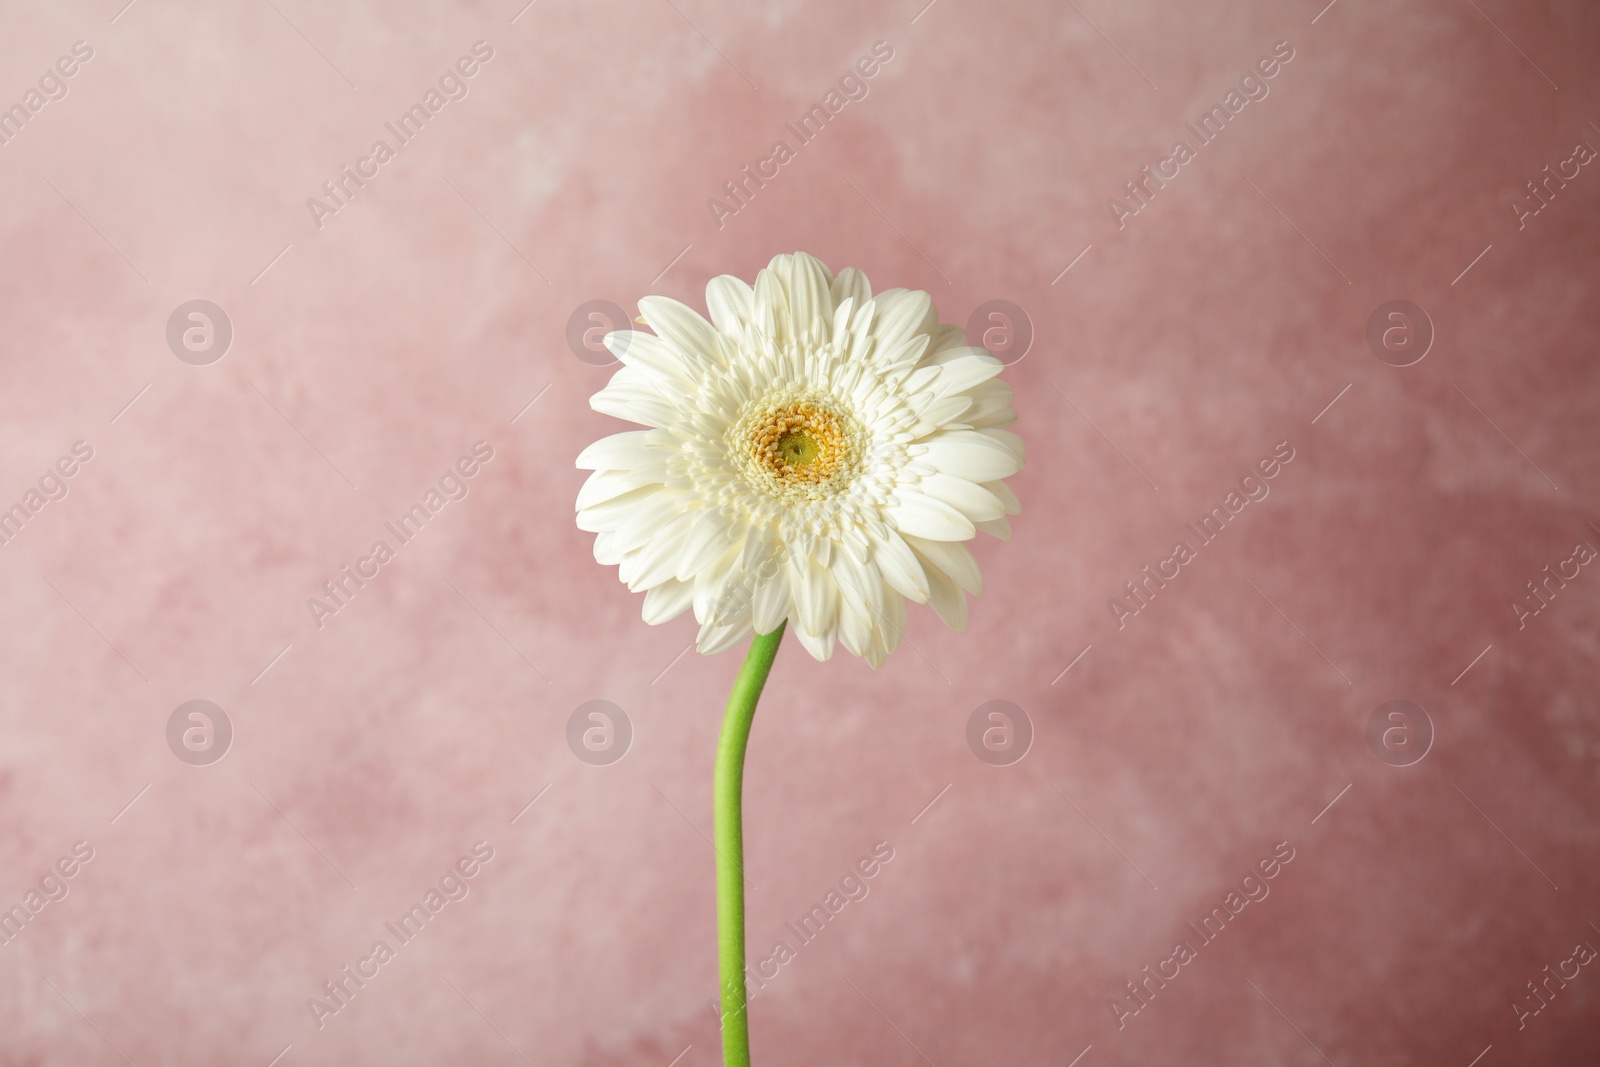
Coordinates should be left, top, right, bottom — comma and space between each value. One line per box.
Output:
713, 621, 786, 1067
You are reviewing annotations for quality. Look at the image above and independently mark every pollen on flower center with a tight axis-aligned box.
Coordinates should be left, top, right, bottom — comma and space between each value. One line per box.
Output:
732, 395, 864, 500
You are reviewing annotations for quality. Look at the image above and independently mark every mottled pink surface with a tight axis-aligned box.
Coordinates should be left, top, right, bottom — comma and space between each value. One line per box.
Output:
1, 0, 1597, 1063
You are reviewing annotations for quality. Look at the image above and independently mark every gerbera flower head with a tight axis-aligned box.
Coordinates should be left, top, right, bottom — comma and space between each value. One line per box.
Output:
575, 252, 1023, 667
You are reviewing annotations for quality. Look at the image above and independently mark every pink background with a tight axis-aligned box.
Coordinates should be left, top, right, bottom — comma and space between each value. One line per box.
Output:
1, 0, 1598, 1063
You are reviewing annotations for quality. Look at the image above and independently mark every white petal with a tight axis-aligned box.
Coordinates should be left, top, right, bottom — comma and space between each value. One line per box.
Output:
592, 530, 621, 565
694, 543, 746, 625
975, 516, 1012, 540
852, 589, 902, 668
845, 297, 877, 364
642, 579, 695, 624
576, 485, 660, 534
576, 467, 664, 511
831, 550, 885, 622
750, 569, 793, 635
903, 535, 983, 596
979, 427, 1025, 460
698, 614, 754, 655
919, 473, 1005, 522
754, 260, 791, 344
624, 511, 696, 589
836, 598, 876, 658
915, 551, 968, 631
889, 491, 976, 542
590, 370, 680, 428
965, 378, 1018, 429
676, 512, 735, 582
986, 480, 1022, 515
872, 329, 931, 377
705, 274, 755, 335
916, 430, 1022, 483
875, 593, 907, 660
874, 533, 930, 603
605, 330, 692, 384
906, 395, 973, 437
603, 490, 689, 551
638, 296, 721, 368
924, 324, 970, 358
791, 555, 839, 636
829, 295, 858, 353
871, 289, 932, 347
575, 429, 670, 472
834, 550, 893, 660
927, 353, 1004, 397
782, 252, 834, 346
831, 267, 871, 309
793, 622, 836, 661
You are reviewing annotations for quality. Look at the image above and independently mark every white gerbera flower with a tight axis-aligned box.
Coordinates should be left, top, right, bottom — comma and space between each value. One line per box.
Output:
575, 251, 1023, 668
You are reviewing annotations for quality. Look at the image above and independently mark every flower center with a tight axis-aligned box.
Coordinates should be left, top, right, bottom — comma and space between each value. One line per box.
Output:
731, 395, 864, 501
777, 430, 820, 468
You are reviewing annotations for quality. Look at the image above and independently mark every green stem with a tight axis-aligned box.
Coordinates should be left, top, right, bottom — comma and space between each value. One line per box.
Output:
713, 621, 786, 1067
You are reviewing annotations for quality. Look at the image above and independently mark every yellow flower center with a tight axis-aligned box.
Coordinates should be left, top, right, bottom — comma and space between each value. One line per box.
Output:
733, 395, 863, 501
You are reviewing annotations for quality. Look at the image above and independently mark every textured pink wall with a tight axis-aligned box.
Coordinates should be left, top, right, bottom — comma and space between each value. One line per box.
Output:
1, 0, 1597, 1063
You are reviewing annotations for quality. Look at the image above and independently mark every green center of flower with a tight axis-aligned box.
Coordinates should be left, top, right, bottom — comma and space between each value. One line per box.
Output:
777, 430, 820, 467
